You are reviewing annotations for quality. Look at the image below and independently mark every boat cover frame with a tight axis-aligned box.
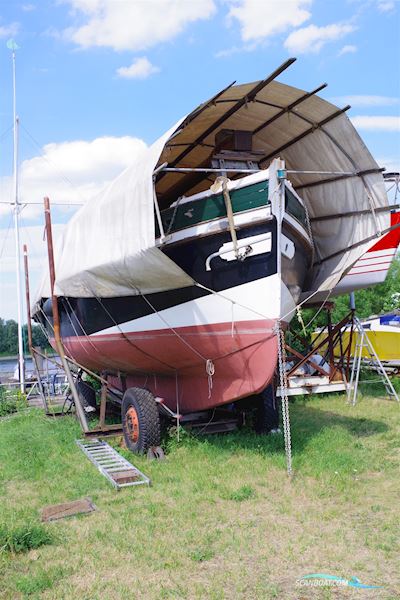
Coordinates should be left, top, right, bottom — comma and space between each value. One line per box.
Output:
33, 62, 390, 310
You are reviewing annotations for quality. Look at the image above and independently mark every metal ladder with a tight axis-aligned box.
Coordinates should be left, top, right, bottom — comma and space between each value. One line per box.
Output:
347, 317, 399, 405
76, 439, 151, 489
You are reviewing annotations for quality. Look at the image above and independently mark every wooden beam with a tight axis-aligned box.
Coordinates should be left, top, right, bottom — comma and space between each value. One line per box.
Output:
158, 58, 296, 177
285, 343, 329, 377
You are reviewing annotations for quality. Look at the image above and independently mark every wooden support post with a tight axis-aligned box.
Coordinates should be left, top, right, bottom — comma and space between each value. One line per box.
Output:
99, 381, 107, 430
285, 343, 329, 377
23, 244, 48, 411
287, 311, 353, 377
43, 197, 89, 433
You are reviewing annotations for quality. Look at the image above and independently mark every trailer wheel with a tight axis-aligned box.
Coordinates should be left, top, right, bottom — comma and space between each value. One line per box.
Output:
122, 387, 161, 454
254, 384, 280, 434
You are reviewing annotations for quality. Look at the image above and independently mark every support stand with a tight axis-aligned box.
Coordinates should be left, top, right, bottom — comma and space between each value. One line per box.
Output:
347, 316, 399, 405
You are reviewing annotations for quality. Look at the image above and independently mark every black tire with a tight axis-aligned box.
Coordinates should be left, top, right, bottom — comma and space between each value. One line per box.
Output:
76, 380, 97, 410
122, 387, 161, 454
254, 384, 280, 434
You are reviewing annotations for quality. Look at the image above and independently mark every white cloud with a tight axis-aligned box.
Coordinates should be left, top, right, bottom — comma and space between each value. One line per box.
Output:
0, 136, 147, 221
330, 95, 399, 107
0, 224, 65, 275
0, 135, 148, 319
351, 115, 400, 131
116, 57, 160, 80
377, 157, 400, 173
63, 0, 216, 51
215, 46, 242, 59
377, 0, 396, 13
0, 224, 66, 320
227, 0, 312, 42
338, 44, 357, 56
21, 4, 36, 11
284, 23, 355, 54
214, 43, 257, 58
0, 22, 19, 38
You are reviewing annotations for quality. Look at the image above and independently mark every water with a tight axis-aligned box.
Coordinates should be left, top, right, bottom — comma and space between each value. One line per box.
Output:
0, 356, 60, 382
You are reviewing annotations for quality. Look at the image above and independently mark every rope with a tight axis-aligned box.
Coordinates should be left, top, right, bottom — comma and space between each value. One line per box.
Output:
195, 280, 329, 325
296, 306, 307, 337
90, 292, 176, 372
0, 212, 13, 260
206, 358, 215, 399
135, 286, 217, 396
275, 321, 293, 477
63, 299, 93, 356
20, 124, 88, 204
218, 177, 240, 258
303, 289, 333, 330
165, 196, 183, 236
63, 296, 117, 369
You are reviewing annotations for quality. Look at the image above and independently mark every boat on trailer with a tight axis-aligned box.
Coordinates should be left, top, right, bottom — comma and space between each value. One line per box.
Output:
33, 59, 394, 452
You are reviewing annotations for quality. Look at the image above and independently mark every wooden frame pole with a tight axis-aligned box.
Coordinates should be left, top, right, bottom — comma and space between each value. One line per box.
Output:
43, 197, 89, 432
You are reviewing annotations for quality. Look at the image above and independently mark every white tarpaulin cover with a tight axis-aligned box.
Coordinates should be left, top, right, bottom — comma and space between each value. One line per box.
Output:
34, 73, 389, 308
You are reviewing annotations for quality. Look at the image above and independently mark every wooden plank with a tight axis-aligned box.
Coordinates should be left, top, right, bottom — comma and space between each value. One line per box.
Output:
111, 470, 140, 485
41, 498, 96, 522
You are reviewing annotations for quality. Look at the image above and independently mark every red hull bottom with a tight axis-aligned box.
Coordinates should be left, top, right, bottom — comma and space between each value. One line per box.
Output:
61, 319, 278, 412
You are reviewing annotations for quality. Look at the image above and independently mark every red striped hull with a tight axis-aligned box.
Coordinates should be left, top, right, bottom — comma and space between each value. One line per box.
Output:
61, 319, 278, 412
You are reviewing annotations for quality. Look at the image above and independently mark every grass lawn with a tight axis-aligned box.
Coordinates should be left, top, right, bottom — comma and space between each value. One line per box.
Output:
0, 393, 399, 599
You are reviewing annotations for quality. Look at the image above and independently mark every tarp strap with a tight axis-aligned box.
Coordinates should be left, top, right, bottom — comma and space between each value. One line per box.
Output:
221, 177, 239, 258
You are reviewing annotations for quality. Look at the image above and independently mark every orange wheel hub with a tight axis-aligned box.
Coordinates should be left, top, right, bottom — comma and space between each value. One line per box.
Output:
125, 406, 140, 443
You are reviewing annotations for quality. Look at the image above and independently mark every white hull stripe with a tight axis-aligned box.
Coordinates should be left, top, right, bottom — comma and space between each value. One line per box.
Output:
358, 249, 396, 261
91, 276, 296, 337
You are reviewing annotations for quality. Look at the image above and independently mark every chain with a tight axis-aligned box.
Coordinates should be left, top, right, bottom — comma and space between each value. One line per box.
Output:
275, 321, 293, 477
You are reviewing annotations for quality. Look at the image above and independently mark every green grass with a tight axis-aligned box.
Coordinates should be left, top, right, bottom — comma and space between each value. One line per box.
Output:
0, 523, 53, 554
0, 387, 28, 417
0, 395, 399, 599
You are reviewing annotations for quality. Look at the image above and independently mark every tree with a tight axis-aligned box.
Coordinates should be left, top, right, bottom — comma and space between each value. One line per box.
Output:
31, 325, 50, 349
3, 320, 18, 355
0, 318, 50, 355
289, 255, 400, 349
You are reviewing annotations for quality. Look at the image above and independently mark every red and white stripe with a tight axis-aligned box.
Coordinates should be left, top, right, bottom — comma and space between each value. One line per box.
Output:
335, 211, 400, 294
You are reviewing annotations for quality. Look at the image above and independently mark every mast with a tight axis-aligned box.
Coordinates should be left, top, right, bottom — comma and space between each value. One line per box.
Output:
8, 39, 25, 393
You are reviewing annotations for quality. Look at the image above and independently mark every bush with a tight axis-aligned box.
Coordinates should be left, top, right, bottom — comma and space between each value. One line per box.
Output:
0, 387, 28, 417
0, 523, 53, 554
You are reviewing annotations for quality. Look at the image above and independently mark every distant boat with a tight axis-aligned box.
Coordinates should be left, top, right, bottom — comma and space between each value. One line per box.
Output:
333, 211, 400, 295
335, 313, 400, 367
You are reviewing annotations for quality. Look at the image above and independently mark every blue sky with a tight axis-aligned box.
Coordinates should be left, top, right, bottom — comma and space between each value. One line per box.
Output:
0, 0, 399, 320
